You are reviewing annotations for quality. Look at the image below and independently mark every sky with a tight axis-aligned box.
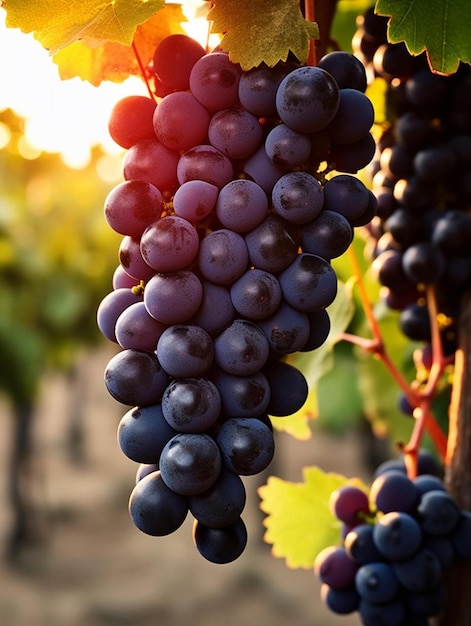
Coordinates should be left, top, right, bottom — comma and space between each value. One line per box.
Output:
0, 2, 210, 169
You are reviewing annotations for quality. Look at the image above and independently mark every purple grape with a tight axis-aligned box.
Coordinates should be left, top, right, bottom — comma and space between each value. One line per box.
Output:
198, 229, 249, 285
140, 215, 200, 272
215, 179, 268, 233
97, 288, 142, 343
314, 546, 359, 589
143, 270, 203, 325
104, 349, 169, 407
156, 324, 214, 378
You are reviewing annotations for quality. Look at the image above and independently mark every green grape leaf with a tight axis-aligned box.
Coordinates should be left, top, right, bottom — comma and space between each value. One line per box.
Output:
375, 0, 471, 74
259, 466, 368, 569
209, 0, 319, 70
3, 0, 164, 54
52, 4, 186, 85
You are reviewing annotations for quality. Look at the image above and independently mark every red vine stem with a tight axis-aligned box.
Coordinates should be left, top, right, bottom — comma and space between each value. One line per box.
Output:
132, 41, 156, 102
305, 0, 317, 66
343, 245, 448, 464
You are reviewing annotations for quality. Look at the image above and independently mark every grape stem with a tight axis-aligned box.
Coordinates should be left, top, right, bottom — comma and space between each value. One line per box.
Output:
341, 245, 448, 470
132, 41, 157, 102
305, 0, 317, 66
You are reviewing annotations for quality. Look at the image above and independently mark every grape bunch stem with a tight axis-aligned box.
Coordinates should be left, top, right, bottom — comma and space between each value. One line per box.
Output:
341, 245, 448, 472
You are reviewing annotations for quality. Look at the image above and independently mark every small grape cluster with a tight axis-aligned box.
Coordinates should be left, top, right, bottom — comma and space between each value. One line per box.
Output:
316, 454, 471, 625
354, 8, 471, 350
97, 34, 377, 563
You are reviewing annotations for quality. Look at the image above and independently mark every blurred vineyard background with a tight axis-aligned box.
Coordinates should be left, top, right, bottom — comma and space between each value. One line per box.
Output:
0, 1, 432, 624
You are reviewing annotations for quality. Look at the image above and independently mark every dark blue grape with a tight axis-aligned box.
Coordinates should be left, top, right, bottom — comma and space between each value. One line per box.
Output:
344, 524, 383, 565
135, 463, 159, 483
118, 403, 177, 464
402, 242, 446, 284
216, 417, 275, 475
317, 51, 367, 92
214, 319, 269, 376
211, 369, 271, 417
161, 378, 221, 433
417, 490, 461, 536
128, 470, 188, 536
320, 584, 360, 615
373, 511, 422, 561
327, 89, 375, 144
373, 450, 442, 479
422, 535, 455, 568
193, 517, 247, 563
359, 598, 405, 626
276, 66, 340, 133
238, 63, 292, 116
278, 253, 338, 312
271, 171, 324, 225
329, 132, 376, 174
413, 475, 446, 495
256, 302, 310, 354
159, 433, 221, 496
189, 469, 246, 528
370, 470, 420, 513
393, 549, 442, 592
245, 214, 299, 272
263, 360, 308, 417
230, 269, 282, 320
301, 209, 353, 259
355, 562, 399, 604
323, 174, 370, 222
404, 584, 447, 618
265, 123, 311, 168
299, 309, 331, 352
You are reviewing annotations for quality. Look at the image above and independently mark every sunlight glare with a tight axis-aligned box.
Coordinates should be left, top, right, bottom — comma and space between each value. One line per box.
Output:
0, 2, 215, 168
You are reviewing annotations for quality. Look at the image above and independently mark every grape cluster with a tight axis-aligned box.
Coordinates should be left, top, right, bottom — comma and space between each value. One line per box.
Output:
354, 8, 471, 350
97, 34, 377, 563
316, 454, 471, 625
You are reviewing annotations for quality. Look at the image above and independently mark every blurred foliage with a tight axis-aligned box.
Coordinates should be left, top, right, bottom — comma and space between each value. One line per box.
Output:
0, 108, 121, 403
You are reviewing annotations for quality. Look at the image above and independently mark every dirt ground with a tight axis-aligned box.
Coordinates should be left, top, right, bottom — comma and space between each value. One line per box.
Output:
0, 346, 370, 626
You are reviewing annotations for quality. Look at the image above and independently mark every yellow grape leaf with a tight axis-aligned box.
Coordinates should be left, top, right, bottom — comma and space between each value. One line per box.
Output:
209, 0, 319, 70
3, 0, 164, 54
53, 4, 186, 85
259, 466, 368, 569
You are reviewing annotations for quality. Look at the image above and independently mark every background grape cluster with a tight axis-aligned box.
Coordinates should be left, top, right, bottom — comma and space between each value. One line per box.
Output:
356, 8, 471, 357
315, 453, 471, 625
96, 33, 378, 563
